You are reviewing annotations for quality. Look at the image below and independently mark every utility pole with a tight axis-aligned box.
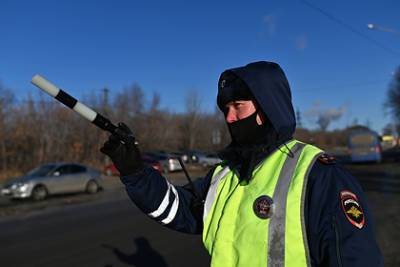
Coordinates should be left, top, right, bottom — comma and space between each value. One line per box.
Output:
296, 107, 303, 128
102, 87, 109, 116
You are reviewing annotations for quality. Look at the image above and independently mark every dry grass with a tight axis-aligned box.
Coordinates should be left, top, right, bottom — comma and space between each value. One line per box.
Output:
0, 170, 24, 183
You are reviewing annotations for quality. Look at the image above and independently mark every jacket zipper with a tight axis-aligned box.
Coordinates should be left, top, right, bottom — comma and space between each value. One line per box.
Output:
332, 215, 343, 267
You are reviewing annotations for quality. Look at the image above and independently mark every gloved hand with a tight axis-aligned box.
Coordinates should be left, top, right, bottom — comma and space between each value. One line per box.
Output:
100, 122, 144, 176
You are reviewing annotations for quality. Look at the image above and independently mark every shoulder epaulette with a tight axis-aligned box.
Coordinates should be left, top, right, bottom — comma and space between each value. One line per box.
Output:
317, 153, 336, 164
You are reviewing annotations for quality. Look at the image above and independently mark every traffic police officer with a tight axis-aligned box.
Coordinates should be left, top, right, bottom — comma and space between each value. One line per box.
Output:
101, 61, 383, 266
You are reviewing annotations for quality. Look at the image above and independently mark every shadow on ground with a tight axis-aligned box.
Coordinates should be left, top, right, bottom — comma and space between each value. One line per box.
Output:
102, 236, 168, 267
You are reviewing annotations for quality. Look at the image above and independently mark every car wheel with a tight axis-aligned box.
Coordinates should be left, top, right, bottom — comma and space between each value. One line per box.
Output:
32, 185, 48, 201
86, 180, 99, 194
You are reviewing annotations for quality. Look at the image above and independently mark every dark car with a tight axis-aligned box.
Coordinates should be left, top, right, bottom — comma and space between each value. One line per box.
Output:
1, 163, 103, 201
104, 154, 163, 176
181, 150, 204, 163
197, 153, 222, 167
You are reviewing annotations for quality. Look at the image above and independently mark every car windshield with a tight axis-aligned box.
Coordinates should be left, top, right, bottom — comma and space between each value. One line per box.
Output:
26, 164, 57, 177
349, 133, 377, 147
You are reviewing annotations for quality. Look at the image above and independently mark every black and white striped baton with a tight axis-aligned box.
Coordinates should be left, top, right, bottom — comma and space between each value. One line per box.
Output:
31, 75, 118, 134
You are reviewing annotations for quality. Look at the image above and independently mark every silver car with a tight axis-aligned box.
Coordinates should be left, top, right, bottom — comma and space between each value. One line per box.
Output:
148, 153, 182, 173
1, 163, 103, 201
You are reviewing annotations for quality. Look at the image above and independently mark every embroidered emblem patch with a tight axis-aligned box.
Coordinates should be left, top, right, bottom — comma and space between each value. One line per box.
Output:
220, 79, 226, 89
253, 195, 274, 219
340, 191, 365, 229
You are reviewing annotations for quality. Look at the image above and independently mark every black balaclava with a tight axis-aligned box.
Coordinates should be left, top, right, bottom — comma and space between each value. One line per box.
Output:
217, 70, 280, 182
227, 111, 263, 145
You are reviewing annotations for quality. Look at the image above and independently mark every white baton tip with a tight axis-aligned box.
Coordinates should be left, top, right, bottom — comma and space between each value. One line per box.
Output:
73, 102, 97, 122
31, 74, 60, 97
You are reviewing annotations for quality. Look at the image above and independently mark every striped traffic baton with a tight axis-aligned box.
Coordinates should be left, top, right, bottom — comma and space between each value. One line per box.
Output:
31, 74, 118, 134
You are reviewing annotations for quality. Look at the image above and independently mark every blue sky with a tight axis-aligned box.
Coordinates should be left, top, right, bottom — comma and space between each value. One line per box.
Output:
1, 0, 399, 132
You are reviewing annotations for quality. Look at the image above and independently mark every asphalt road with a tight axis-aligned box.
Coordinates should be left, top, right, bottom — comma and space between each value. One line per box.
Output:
0, 173, 211, 267
0, 189, 210, 267
0, 164, 399, 266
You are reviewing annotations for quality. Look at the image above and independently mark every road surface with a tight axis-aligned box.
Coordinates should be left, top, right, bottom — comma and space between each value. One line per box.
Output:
0, 164, 399, 266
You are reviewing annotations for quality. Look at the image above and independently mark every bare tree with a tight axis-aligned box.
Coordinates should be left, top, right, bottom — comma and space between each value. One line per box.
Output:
149, 92, 161, 112
0, 84, 14, 172
138, 93, 170, 152
385, 66, 400, 134
114, 83, 144, 119
180, 90, 202, 150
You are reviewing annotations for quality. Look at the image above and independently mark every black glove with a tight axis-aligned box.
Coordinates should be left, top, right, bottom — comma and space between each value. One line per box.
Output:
100, 122, 144, 176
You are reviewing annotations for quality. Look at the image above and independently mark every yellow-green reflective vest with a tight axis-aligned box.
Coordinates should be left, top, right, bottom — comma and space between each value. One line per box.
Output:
202, 140, 323, 267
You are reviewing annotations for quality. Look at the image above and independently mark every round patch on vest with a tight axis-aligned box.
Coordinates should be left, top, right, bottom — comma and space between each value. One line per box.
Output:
340, 190, 365, 229
253, 195, 274, 219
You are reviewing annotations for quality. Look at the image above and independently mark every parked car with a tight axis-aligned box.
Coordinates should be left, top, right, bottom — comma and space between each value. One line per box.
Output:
104, 154, 163, 176
181, 151, 222, 167
148, 153, 182, 173
197, 153, 222, 167
104, 163, 119, 176
181, 150, 205, 163
181, 152, 190, 163
169, 152, 186, 163
1, 163, 103, 201
347, 130, 382, 163
143, 154, 164, 172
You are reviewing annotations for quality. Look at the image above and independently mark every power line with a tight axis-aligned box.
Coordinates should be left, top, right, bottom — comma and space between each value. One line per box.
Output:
300, 0, 400, 56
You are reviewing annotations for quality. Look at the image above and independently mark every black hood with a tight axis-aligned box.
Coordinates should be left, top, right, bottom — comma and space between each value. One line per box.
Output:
217, 61, 296, 181
218, 61, 296, 142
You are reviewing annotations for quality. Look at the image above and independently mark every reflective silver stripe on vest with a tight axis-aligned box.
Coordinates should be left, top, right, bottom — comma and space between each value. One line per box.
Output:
203, 165, 231, 222
267, 143, 305, 267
